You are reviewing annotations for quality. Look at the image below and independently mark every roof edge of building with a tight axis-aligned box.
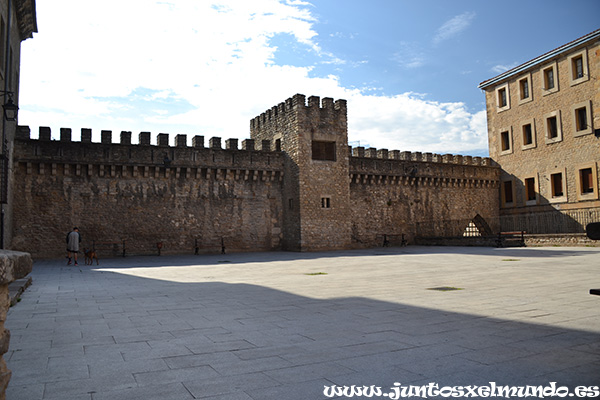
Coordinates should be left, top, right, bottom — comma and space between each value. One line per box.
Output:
478, 28, 600, 90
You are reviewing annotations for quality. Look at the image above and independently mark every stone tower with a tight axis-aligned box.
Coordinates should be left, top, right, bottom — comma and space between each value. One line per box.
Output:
250, 94, 351, 251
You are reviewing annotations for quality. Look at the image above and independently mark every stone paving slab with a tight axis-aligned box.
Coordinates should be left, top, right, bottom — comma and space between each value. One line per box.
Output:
5, 246, 600, 399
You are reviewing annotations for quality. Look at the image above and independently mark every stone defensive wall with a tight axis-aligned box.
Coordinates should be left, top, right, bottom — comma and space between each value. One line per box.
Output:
11, 126, 285, 258
10, 95, 501, 257
250, 94, 351, 252
348, 147, 500, 247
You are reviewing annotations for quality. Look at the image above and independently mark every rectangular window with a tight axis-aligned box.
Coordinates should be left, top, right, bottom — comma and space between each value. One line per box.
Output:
576, 164, 597, 200
544, 110, 562, 144
498, 87, 507, 107
551, 173, 563, 197
576, 107, 587, 131
525, 177, 536, 202
573, 56, 584, 79
522, 124, 532, 145
503, 181, 513, 204
580, 168, 593, 194
517, 75, 532, 105
521, 119, 536, 150
569, 50, 588, 86
312, 141, 336, 161
547, 116, 558, 139
495, 83, 510, 112
544, 68, 554, 90
542, 62, 559, 95
500, 130, 510, 152
519, 78, 529, 100
572, 101, 592, 136
321, 197, 331, 209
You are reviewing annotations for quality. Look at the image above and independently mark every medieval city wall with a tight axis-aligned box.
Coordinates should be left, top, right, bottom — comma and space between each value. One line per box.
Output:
10, 94, 501, 258
349, 150, 500, 246
11, 127, 285, 258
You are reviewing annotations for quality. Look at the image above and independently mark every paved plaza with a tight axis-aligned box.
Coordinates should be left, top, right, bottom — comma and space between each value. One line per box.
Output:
5, 246, 600, 399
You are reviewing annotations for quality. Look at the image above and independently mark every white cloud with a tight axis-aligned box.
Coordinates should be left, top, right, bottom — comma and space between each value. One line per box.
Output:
433, 11, 476, 45
347, 93, 488, 155
491, 63, 519, 74
392, 41, 427, 69
19, 0, 487, 155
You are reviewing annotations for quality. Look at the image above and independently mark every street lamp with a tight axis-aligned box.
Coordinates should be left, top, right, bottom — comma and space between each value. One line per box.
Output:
0, 90, 17, 249
2, 96, 18, 121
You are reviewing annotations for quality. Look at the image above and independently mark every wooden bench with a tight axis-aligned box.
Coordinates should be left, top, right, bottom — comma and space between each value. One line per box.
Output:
495, 231, 525, 248
377, 234, 407, 247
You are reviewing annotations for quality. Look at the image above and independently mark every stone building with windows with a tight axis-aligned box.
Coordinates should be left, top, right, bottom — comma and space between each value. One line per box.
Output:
0, 0, 37, 249
478, 29, 600, 234
0, 1, 37, 398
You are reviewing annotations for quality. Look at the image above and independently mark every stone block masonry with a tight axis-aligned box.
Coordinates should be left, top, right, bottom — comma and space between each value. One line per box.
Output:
251, 94, 499, 250
350, 154, 500, 246
12, 128, 285, 258
11, 94, 500, 257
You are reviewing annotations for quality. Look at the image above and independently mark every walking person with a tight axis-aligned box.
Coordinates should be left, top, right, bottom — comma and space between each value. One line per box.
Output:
66, 227, 81, 266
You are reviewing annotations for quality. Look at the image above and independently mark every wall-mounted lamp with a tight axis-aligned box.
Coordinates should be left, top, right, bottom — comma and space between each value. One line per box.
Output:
2, 98, 18, 121
0, 91, 18, 121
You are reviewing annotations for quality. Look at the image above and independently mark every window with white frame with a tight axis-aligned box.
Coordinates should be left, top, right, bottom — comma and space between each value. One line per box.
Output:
495, 83, 510, 112
544, 110, 562, 144
549, 169, 567, 203
541, 62, 559, 96
524, 175, 538, 205
518, 74, 532, 104
568, 49, 589, 86
521, 119, 536, 150
572, 100, 593, 137
499, 128, 513, 155
576, 163, 598, 201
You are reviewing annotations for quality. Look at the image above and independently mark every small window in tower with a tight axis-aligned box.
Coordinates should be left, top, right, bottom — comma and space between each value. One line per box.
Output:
321, 197, 331, 209
312, 141, 336, 161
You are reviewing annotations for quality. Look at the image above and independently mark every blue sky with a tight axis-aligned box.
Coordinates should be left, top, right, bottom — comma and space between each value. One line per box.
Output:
19, 0, 600, 156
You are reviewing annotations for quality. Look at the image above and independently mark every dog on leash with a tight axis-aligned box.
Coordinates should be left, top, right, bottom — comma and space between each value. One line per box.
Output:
84, 248, 99, 265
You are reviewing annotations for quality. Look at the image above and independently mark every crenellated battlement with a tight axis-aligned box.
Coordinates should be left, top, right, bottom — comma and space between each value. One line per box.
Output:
17, 125, 276, 151
14, 125, 284, 181
349, 146, 498, 189
250, 93, 347, 137
349, 146, 494, 167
